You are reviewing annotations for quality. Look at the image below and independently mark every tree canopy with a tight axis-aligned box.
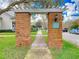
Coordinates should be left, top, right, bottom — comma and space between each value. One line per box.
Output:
70, 21, 79, 30
0, 0, 64, 15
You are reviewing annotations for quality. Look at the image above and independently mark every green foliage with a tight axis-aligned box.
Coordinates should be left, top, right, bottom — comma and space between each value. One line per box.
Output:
35, 0, 64, 8
0, 30, 14, 32
52, 0, 64, 7
31, 25, 38, 32
70, 21, 79, 30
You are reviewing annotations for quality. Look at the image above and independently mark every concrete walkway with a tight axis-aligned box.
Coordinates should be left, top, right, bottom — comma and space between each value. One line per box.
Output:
63, 32, 79, 47
24, 30, 52, 59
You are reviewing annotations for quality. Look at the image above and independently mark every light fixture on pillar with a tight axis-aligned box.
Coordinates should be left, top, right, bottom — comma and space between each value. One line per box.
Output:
52, 13, 60, 29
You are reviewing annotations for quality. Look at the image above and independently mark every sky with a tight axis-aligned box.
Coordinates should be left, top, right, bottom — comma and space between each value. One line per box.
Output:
0, 0, 10, 9
63, 0, 79, 22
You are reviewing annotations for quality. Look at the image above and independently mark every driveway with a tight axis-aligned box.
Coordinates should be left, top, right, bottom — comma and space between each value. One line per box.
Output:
63, 32, 79, 47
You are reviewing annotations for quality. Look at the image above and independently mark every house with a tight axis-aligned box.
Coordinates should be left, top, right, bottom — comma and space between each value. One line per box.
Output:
0, 12, 15, 31
63, 19, 79, 29
0, 13, 48, 32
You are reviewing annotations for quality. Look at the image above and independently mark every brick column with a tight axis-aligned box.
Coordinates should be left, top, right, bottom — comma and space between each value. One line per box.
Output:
16, 12, 31, 47
48, 12, 62, 49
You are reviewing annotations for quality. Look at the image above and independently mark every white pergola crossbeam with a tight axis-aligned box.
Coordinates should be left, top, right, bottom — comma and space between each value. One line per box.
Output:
15, 8, 62, 13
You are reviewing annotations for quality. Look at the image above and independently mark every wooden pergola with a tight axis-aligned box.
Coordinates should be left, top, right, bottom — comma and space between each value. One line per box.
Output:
16, 8, 62, 13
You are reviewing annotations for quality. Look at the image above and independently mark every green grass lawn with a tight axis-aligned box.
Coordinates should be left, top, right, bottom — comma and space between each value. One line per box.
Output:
0, 36, 31, 59
31, 31, 37, 35
0, 32, 36, 59
0, 32, 15, 35
31, 31, 37, 42
0, 31, 37, 35
42, 31, 79, 59
50, 40, 79, 59
42, 30, 48, 35
0, 32, 79, 59
0, 36, 15, 59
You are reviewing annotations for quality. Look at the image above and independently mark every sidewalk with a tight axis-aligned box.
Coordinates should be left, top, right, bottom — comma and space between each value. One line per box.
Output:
24, 30, 52, 59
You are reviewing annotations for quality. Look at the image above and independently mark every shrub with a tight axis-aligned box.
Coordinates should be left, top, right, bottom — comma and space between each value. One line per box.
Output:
0, 30, 15, 32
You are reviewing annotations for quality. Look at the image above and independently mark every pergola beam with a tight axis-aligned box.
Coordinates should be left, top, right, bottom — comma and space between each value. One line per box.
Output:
15, 8, 62, 13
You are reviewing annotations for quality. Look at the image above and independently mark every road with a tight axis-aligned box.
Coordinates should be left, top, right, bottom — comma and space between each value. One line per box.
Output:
63, 32, 79, 47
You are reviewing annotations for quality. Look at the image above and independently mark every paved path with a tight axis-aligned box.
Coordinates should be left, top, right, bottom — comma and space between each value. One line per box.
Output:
24, 30, 52, 59
63, 32, 79, 46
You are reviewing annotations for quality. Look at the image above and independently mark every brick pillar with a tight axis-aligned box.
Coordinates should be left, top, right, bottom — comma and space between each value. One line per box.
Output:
48, 12, 62, 49
16, 12, 31, 47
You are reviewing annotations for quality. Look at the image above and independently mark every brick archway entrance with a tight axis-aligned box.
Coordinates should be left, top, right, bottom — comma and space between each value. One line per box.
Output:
16, 8, 63, 48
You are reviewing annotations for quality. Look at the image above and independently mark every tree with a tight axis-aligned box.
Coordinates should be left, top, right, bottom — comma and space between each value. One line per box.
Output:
35, 20, 42, 29
70, 21, 79, 30
41, 14, 48, 30
37, 0, 64, 8
0, 0, 39, 15
0, 0, 64, 15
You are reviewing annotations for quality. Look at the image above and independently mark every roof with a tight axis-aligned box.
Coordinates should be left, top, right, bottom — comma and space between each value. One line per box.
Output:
15, 8, 62, 13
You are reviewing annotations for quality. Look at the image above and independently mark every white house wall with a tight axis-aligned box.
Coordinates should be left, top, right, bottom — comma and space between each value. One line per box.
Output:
0, 19, 2, 30
1, 14, 12, 30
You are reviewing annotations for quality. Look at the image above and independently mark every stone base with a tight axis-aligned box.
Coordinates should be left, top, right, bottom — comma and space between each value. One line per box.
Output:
16, 37, 31, 47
